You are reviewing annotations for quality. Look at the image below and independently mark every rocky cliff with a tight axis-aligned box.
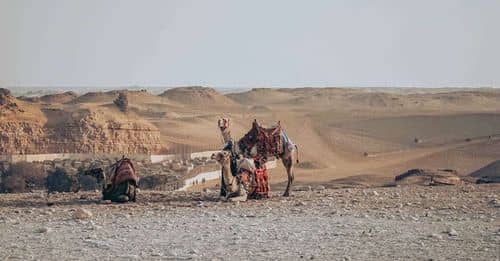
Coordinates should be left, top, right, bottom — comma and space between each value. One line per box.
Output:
0, 122, 47, 154
47, 112, 162, 154
0, 88, 164, 155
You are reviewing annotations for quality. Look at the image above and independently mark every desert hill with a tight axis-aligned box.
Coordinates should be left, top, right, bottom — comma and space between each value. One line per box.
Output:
39, 91, 78, 104
228, 88, 500, 113
160, 86, 239, 108
2, 86, 500, 187
226, 88, 296, 105
1, 88, 163, 154
469, 159, 500, 183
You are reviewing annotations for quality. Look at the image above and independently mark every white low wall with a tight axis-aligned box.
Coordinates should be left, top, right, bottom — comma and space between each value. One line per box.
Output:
150, 150, 220, 163
4, 153, 151, 163
178, 170, 221, 191
178, 158, 278, 191
150, 154, 178, 163
190, 150, 219, 160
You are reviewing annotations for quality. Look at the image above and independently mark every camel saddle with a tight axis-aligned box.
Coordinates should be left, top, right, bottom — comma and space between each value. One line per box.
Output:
109, 158, 139, 187
238, 166, 269, 199
240, 120, 284, 157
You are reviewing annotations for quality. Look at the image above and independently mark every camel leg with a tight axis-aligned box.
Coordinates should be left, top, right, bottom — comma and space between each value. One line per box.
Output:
220, 174, 227, 198
282, 157, 294, 197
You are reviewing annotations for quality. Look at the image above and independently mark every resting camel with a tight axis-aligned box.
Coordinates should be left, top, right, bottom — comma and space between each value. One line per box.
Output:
211, 151, 247, 201
217, 118, 299, 197
82, 157, 138, 203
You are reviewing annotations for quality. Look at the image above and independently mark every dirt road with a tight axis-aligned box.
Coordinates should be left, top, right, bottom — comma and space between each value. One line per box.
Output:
1, 185, 499, 260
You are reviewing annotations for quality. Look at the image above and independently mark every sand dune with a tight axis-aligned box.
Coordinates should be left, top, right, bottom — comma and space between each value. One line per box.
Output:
2, 86, 500, 186
469, 159, 500, 182
160, 86, 240, 108
39, 91, 78, 104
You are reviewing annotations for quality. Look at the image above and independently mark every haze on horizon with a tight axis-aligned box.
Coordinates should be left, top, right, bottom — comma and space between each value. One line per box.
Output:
1, 0, 499, 89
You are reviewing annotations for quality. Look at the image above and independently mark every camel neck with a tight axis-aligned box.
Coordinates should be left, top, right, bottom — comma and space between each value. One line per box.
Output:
221, 161, 231, 174
220, 128, 232, 143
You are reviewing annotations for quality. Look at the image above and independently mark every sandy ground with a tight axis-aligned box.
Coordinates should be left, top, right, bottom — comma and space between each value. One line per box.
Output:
1, 184, 499, 260
2, 87, 500, 260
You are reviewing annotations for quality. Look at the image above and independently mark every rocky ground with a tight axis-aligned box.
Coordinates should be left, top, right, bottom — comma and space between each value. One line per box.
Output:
0, 184, 499, 260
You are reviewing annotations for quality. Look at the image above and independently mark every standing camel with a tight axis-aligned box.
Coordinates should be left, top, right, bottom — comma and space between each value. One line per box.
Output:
217, 118, 299, 197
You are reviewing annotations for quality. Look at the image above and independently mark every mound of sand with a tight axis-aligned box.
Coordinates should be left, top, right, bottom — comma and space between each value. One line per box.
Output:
248, 105, 272, 112
160, 86, 238, 107
39, 91, 78, 104
469, 160, 500, 183
296, 161, 323, 169
227, 88, 296, 105
71, 91, 117, 104
395, 169, 462, 186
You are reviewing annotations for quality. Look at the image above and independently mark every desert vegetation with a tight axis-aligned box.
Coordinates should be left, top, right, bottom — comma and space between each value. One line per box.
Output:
113, 92, 129, 112
0, 162, 46, 193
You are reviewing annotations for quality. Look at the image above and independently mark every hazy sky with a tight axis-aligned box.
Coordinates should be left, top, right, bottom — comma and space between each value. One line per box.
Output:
1, 0, 499, 88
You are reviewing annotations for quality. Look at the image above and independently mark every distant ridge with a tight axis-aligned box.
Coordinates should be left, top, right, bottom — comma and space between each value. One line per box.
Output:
159, 86, 239, 107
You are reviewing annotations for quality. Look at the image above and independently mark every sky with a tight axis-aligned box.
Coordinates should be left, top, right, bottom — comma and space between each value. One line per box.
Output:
0, 0, 499, 88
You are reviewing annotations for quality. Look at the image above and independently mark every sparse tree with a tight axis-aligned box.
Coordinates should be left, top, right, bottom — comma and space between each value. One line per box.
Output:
114, 92, 129, 112
46, 167, 74, 193
0, 162, 46, 193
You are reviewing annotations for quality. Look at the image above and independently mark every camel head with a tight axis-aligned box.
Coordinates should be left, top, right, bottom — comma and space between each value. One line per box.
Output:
218, 118, 230, 131
211, 150, 231, 165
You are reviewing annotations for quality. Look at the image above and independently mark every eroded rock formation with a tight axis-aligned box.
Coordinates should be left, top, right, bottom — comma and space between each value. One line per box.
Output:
50, 112, 162, 154
1, 88, 163, 154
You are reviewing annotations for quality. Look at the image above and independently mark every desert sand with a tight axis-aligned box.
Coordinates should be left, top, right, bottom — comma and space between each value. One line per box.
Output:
4, 86, 500, 185
1, 86, 500, 260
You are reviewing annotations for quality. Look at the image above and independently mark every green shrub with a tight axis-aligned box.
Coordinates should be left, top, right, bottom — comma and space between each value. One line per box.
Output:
0, 162, 46, 193
46, 167, 73, 193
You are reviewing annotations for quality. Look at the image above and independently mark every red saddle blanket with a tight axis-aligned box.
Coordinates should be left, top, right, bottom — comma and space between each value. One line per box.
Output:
240, 167, 269, 199
251, 167, 269, 199
256, 126, 283, 157
110, 158, 139, 186
240, 121, 284, 157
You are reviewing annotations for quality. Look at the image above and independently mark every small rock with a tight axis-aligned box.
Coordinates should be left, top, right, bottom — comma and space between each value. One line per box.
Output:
73, 208, 93, 220
447, 229, 458, 237
428, 233, 443, 240
315, 185, 326, 191
295, 201, 306, 207
372, 191, 379, 196
35, 227, 50, 233
294, 185, 312, 192
488, 199, 500, 207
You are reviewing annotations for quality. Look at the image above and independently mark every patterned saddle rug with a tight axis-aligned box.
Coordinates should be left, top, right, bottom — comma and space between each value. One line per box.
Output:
109, 158, 138, 186
103, 158, 139, 203
239, 120, 284, 157
238, 168, 269, 199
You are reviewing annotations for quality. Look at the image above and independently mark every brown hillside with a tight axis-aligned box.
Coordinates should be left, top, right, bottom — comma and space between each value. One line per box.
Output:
39, 91, 78, 104
160, 86, 239, 107
469, 160, 500, 183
